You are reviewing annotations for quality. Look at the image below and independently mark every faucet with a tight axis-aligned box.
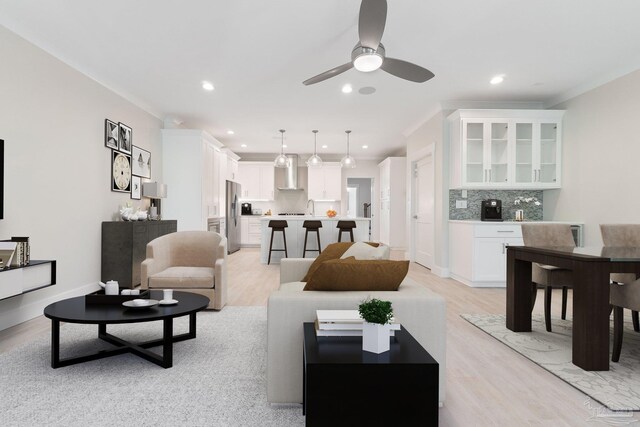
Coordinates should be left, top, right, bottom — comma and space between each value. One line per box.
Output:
306, 199, 315, 216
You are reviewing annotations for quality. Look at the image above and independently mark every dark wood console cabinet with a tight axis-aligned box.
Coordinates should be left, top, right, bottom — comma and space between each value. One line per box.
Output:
101, 220, 177, 289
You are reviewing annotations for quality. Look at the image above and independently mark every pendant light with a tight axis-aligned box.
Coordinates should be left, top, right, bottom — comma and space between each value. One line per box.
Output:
274, 129, 289, 168
306, 130, 323, 168
340, 130, 356, 168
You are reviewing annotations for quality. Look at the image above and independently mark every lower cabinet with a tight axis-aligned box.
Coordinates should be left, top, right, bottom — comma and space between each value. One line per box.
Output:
240, 216, 261, 246
449, 222, 523, 287
101, 220, 177, 288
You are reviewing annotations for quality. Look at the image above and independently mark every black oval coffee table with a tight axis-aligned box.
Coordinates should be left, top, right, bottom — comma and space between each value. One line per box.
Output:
44, 291, 209, 369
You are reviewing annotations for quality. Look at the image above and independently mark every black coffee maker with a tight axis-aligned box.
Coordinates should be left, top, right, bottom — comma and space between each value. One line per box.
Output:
241, 203, 252, 215
481, 199, 503, 221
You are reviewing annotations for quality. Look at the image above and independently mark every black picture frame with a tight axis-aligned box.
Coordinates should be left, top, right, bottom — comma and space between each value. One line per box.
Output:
131, 176, 142, 200
111, 150, 131, 193
118, 123, 132, 154
105, 119, 118, 149
131, 145, 151, 178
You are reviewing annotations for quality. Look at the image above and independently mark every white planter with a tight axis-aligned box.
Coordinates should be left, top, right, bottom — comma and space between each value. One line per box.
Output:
362, 322, 391, 354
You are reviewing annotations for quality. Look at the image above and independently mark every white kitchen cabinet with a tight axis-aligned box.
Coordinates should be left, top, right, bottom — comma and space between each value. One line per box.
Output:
240, 216, 262, 246
224, 149, 240, 181
449, 221, 524, 287
308, 163, 342, 201
237, 162, 275, 200
448, 109, 564, 189
161, 129, 224, 231
378, 157, 406, 249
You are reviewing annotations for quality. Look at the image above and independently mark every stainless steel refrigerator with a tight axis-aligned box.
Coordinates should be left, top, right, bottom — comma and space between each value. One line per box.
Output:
225, 180, 241, 254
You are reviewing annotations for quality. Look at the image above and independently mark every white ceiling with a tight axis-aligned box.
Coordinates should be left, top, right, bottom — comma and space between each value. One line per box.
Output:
2, 0, 640, 159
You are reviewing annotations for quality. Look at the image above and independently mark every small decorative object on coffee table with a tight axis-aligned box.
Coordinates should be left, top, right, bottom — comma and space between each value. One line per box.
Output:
358, 298, 393, 354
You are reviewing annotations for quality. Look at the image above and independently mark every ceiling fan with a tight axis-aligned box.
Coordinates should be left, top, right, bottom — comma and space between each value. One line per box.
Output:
303, 0, 435, 85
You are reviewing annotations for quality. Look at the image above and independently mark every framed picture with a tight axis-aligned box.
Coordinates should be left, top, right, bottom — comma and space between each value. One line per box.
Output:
111, 150, 131, 193
118, 123, 132, 154
105, 119, 118, 149
132, 145, 151, 178
131, 176, 141, 200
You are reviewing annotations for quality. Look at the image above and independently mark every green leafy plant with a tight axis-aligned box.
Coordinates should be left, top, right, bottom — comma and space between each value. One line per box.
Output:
358, 298, 393, 325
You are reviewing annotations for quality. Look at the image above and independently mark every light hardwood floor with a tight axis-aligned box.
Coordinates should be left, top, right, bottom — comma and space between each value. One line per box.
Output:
1, 247, 638, 426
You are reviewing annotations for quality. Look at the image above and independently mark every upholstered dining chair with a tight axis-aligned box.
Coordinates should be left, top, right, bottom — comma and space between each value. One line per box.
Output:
521, 224, 576, 332
600, 224, 640, 361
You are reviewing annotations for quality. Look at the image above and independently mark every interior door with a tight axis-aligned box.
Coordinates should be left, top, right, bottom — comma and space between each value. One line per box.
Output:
414, 154, 434, 269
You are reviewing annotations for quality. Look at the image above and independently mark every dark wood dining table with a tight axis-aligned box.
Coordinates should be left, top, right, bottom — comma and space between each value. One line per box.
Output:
506, 245, 640, 371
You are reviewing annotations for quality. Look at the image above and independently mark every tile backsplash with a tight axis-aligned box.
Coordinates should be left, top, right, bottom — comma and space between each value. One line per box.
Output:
449, 190, 543, 221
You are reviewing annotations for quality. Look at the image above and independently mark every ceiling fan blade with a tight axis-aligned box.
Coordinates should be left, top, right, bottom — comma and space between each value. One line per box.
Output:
380, 58, 435, 83
303, 62, 354, 85
358, 0, 387, 49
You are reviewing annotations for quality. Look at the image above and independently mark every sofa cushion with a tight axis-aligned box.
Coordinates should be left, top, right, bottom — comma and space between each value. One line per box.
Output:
340, 242, 390, 260
303, 258, 409, 291
148, 266, 215, 289
302, 242, 380, 282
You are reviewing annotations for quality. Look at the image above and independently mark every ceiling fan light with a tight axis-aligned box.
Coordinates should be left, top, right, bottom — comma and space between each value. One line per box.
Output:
353, 53, 383, 72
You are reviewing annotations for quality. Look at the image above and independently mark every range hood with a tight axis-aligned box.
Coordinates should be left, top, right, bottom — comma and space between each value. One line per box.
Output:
277, 154, 304, 191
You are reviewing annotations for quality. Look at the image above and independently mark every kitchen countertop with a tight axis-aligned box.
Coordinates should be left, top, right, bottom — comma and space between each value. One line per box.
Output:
449, 220, 583, 224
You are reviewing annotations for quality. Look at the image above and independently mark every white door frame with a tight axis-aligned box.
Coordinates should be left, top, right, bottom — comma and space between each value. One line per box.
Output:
408, 144, 436, 264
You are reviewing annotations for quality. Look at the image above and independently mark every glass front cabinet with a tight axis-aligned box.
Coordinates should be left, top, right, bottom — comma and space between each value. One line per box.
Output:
449, 109, 564, 189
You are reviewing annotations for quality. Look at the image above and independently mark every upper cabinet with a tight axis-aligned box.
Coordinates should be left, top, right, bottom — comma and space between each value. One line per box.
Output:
237, 162, 275, 201
448, 109, 565, 189
224, 149, 240, 182
308, 163, 342, 201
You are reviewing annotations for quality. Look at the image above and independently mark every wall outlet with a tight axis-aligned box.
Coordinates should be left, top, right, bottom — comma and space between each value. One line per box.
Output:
456, 200, 467, 209
461, 190, 467, 198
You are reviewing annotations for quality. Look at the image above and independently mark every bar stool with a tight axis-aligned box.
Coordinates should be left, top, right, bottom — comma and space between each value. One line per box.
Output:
302, 220, 323, 257
336, 220, 356, 242
268, 220, 288, 265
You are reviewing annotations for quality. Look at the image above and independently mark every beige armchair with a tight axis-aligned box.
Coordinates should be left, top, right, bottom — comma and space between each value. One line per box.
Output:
521, 224, 575, 332
141, 231, 227, 310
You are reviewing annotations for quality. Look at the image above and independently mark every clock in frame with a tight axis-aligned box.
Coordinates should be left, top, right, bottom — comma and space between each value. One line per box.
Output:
111, 150, 132, 193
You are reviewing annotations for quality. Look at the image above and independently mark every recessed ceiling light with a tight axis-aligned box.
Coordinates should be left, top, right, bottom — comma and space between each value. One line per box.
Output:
362, 145, 368, 149
490, 75, 504, 85
202, 81, 215, 91
322, 145, 328, 149
240, 144, 247, 148
359, 86, 376, 95
283, 144, 288, 148
227, 130, 234, 135
342, 84, 353, 94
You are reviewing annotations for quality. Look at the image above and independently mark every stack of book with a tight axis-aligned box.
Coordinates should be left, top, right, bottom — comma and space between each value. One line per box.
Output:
315, 310, 401, 337
0, 237, 30, 268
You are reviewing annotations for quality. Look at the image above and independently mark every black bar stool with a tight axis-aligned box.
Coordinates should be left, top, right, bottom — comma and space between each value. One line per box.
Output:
302, 220, 323, 257
268, 220, 288, 265
337, 220, 356, 242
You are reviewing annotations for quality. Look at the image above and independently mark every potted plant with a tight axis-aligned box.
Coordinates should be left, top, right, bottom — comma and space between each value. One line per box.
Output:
358, 298, 393, 354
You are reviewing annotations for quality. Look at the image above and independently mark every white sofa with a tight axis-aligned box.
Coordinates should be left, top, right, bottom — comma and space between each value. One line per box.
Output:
267, 258, 447, 405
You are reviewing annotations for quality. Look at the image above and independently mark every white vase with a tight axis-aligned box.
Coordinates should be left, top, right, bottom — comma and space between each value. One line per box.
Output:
362, 321, 391, 354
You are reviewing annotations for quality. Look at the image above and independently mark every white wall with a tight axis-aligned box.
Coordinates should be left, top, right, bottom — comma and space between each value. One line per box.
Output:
404, 111, 450, 275
0, 25, 163, 330
544, 69, 640, 245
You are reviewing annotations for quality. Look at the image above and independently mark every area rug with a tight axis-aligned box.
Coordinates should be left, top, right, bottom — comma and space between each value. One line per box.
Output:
0, 307, 304, 427
461, 313, 640, 411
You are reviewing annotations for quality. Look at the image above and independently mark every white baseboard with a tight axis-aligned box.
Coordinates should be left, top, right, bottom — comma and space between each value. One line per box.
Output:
449, 273, 506, 288
0, 282, 101, 331
431, 266, 450, 278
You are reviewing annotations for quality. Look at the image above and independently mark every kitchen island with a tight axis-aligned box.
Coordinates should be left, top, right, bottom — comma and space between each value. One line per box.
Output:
259, 216, 371, 264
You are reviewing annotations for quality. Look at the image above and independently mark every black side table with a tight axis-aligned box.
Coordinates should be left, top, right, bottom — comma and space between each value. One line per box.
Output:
302, 323, 439, 426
